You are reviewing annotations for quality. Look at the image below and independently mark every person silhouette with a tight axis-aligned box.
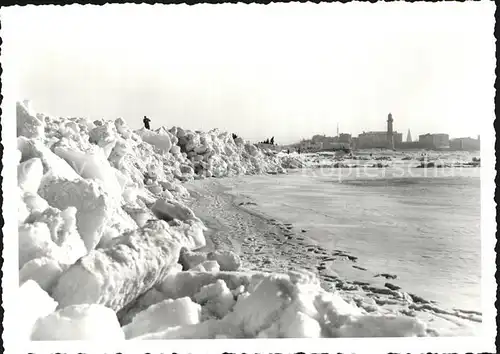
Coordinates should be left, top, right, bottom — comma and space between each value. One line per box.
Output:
143, 116, 151, 130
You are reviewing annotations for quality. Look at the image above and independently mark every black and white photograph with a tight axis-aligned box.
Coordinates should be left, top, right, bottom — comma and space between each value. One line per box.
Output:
0, 2, 496, 353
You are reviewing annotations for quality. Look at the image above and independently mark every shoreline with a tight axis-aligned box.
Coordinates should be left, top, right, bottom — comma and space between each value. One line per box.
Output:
185, 175, 482, 336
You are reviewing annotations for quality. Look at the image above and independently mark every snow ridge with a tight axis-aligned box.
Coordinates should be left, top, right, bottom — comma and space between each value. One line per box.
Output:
16, 100, 429, 339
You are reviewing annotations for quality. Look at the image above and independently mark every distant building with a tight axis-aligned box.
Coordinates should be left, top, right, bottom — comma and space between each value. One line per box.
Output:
299, 139, 323, 152
351, 137, 359, 149
355, 113, 401, 149
339, 133, 352, 143
449, 137, 480, 151
323, 141, 350, 151
418, 133, 450, 149
311, 134, 325, 144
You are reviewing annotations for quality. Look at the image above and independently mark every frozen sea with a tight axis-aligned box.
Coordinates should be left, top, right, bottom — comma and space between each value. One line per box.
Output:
226, 162, 481, 313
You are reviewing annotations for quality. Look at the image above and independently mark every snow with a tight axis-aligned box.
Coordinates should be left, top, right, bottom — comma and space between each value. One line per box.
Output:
15, 101, 439, 340
228, 276, 294, 336
193, 279, 235, 318
51, 220, 182, 311
19, 212, 86, 269
53, 142, 122, 201
31, 304, 124, 340
151, 198, 198, 222
17, 280, 58, 340
19, 257, 68, 293
17, 101, 45, 139
169, 219, 207, 249
123, 297, 201, 339
21, 191, 50, 221
38, 177, 136, 251
17, 137, 81, 182
192, 260, 220, 273
179, 248, 208, 270
207, 250, 241, 271
18, 158, 43, 193
279, 311, 322, 338
135, 128, 173, 154
88, 121, 118, 158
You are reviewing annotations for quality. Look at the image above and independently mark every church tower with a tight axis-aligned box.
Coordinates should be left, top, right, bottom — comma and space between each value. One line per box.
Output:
406, 129, 412, 142
387, 113, 394, 149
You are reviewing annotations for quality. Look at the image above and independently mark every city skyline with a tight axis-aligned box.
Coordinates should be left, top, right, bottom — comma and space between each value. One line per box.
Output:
299, 115, 480, 145
4, 3, 494, 144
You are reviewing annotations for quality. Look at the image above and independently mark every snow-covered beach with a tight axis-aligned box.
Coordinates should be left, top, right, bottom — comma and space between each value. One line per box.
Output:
13, 100, 485, 340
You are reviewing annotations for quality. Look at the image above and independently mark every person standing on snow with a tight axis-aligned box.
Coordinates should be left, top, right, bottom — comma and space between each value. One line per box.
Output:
143, 116, 151, 130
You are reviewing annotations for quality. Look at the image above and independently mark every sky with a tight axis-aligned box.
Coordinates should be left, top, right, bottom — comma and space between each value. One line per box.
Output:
3, 2, 495, 144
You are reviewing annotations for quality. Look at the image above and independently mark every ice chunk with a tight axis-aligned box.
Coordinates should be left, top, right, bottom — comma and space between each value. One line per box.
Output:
159, 180, 176, 191
198, 260, 220, 272
19, 191, 30, 224
18, 158, 43, 193
31, 304, 124, 340
159, 270, 256, 300
280, 311, 322, 338
172, 183, 190, 198
314, 291, 363, 334
22, 191, 50, 215
135, 128, 172, 153
169, 219, 206, 249
170, 145, 181, 155
17, 137, 81, 181
123, 297, 201, 339
51, 220, 182, 311
207, 250, 241, 271
229, 276, 292, 337
17, 280, 58, 340
151, 198, 198, 222
18, 214, 85, 269
19, 257, 68, 293
122, 186, 138, 204
117, 287, 167, 325
25, 204, 70, 239
17, 101, 45, 138
53, 144, 122, 201
193, 279, 235, 318
114, 118, 133, 139
122, 204, 155, 228
178, 248, 208, 270
89, 121, 118, 158
146, 183, 163, 195
39, 177, 136, 251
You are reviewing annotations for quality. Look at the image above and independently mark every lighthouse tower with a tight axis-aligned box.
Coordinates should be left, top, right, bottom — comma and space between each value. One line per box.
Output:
387, 113, 394, 149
